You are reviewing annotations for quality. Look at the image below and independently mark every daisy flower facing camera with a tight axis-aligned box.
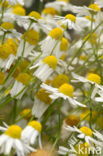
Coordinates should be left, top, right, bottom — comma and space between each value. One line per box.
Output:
41, 83, 86, 107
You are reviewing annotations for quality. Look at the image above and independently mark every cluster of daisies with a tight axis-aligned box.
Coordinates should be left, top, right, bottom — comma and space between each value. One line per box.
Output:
0, 0, 103, 155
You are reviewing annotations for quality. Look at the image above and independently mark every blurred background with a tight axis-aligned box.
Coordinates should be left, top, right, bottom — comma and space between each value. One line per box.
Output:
25, 0, 92, 13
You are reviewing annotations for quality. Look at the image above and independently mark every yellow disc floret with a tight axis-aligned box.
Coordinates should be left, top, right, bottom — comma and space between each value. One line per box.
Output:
86, 73, 101, 84
28, 11, 41, 19
13, 6, 26, 16
49, 27, 63, 40
65, 14, 76, 22
5, 125, 22, 138
42, 7, 58, 16
89, 4, 101, 12
43, 56, 58, 69
52, 74, 69, 88
60, 37, 69, 51
22, 29, 39, 45
59, 83, 74, 97
16, 73, 32, 85
79, 126, 93, 136
36, 89, 52, 104
1, 22, 14, 30
28, 121, 42, 132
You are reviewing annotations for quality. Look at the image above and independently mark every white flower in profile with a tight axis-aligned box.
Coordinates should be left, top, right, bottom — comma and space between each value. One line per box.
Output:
45, 0, 69, 12
41, 83, 86, 107
40, 27, 63, 55
32, 88, 52, 118
10, 73, 32, 99
30, 56, 59, 82
0, 124, 34, 156
22, 120, 42, 145
67, 3, 101, 17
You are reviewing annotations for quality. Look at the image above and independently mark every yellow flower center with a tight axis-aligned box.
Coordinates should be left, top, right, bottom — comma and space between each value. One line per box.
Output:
16, 73, 32, 85
60, 37, 69, 51
86, 73, 101, 84
52, 74, 69, 88
59, 83, 74, 97
36, 88, 52, 104
13, 6, 26, 16
28, 11, 41, 19
89, 4, 101, 12
0, 72, 5, 84
5, 125, 22, 139
65, 115, 80, 126
42, 7, 58, 16
22, 29, 39, 45
49, 27, 63, 40
1, 22, 14, 30
0, 39, 17, 59
79, 126, 93, 136
28, 121, 42, 132
43, 56, 58, 69
65, 14, 76, 22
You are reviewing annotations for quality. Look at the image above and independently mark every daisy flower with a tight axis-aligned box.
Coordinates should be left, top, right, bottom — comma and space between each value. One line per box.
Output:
65, 126, 103, 146
17, 29, 39, 58
0, 38, 18, 70
71, 3, 101, 16
45, 0, 70, 12
30, 55, 58, 82
0, 124, 34, 156
41, 83, 86, 107
72, 72, 103, 99
10, 73, 33, 99
55, 14, 90, 31
22, 120, 42, 145
40, 27, 63, 55
32, 88, 52, 118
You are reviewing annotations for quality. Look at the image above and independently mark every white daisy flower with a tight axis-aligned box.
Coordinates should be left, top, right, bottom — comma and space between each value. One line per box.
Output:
22, 120, 42, 145
0, 124, 34, 156
72, 72, 103, 99
70, 3, 101, 16
45, 0, 70, 12
65, 126, 103, 146
0, 38, 18, 70
40, 27, 63, 55
54, 14, 89, 31
32, 88, 52, 118
30, 56, 59, 82
41, 83, 86, 107
10, 73, 32, 99
17, 29, 39, 58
